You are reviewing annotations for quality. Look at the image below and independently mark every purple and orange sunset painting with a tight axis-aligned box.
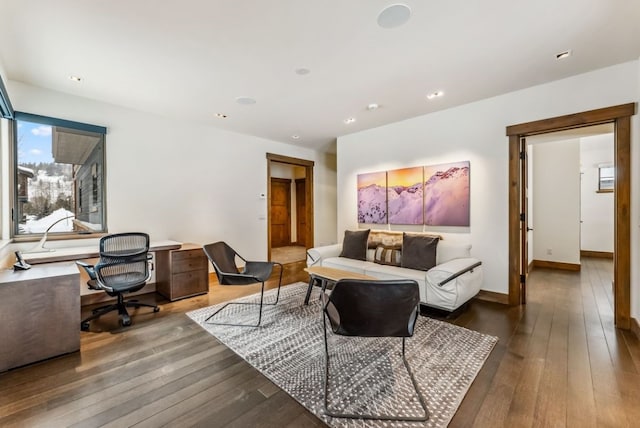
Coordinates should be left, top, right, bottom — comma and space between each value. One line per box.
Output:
357, 171, 387, 224
424, 161, 470, 226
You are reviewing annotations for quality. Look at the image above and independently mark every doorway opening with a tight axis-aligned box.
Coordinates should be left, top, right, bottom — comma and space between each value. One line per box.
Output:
266, 153, 314, 265
506, 103, 635, 329
524, 124, 615, 309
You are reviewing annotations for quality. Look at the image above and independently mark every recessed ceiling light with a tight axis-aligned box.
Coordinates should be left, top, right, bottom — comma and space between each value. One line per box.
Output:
344, 117, 356, 124
68, 75, 82, 82
426, 91, 444, 100
367, 103, 379, 111
235, 96, 256, 105
555, 49, 572, 60
377, 4, 412, 28
291, 135, 300, 140
295, 68, 311, 75
215, 113, 228, 119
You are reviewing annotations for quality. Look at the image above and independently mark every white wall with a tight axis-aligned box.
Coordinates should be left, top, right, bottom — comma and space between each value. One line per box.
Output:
532, 140, 581, 264
337, 61, 639, 306
5, 81, 337, 261
316, 151, 338, 246
580, 134, 614, 252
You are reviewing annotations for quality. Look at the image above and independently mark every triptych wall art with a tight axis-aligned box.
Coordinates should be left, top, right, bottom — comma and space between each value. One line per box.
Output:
357, 161, 470, 226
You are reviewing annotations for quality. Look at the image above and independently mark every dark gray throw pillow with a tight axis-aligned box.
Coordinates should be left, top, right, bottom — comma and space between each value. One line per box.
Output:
339, 229, 370, 261
401, 233, 439, 271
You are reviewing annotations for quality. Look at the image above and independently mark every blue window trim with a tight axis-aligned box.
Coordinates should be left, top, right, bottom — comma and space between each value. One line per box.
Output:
0, 75, 14, 119
15, 111, 107, 134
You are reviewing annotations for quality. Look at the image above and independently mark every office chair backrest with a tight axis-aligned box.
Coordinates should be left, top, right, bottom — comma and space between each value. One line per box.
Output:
326, 279, 420, 338
96, 232, 151, 290
100, 232, 149, 257
203, 242, 240, 282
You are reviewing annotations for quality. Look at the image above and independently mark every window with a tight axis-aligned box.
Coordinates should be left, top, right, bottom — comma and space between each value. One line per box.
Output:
13, 112, 107, 237
597, 165, 614, 193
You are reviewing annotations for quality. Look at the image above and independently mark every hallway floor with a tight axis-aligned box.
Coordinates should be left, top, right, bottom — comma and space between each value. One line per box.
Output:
271, 245, 306, 264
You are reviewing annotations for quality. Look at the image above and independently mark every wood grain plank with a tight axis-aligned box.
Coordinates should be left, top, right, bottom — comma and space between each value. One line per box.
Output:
1, 258, 639, 427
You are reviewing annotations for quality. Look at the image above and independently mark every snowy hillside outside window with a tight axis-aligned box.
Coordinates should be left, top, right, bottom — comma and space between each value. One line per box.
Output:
13, 113, 106, 237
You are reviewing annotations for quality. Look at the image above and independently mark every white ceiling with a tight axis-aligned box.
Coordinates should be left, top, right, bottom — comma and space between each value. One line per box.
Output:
1, 1, 639, 153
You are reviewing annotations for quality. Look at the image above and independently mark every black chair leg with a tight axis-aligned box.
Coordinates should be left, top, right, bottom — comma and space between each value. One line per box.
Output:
270, 262, 283, 305
204, 263, 283, 327
125, 300, 160, 312
205, 282, 266, 327
322, 319, 429, 422
81, 304, 118, 330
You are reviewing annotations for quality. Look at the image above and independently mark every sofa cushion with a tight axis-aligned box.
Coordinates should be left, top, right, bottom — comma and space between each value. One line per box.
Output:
364, 263, 427, 283
373, 244, 402, 267
363, 263, 429, 302
339, 229, 370, 261
436, 241, 472, 265
368, 229, 441, 249
322, 257, 373, 275
401, 233, 439, 271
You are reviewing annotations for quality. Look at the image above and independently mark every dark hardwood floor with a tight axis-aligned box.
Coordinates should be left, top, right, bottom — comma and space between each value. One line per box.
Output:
1, 257, 638, 427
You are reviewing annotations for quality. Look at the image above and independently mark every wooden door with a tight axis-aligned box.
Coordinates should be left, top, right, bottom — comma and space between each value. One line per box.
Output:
295, 178, 306, 246
270, 178, 291, 248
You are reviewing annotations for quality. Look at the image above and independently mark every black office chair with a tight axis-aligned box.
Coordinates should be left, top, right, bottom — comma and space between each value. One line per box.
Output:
322, 279, 429, 422
77, 232, 159, 331
203, 241, 283, 327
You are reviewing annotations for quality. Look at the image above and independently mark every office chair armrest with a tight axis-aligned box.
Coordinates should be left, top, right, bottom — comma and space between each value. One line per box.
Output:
76, 260, 97, 280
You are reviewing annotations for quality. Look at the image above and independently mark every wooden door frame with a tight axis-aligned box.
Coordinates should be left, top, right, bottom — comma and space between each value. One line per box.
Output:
266, 153, 314, 261
506, 103, 636, 329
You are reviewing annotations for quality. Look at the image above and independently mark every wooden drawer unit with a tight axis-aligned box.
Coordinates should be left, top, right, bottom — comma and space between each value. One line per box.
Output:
156, 244, 209, 301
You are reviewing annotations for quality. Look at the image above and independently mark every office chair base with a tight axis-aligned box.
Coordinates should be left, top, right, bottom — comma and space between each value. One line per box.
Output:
81, 296, 159, 331
323, 335, 429, 422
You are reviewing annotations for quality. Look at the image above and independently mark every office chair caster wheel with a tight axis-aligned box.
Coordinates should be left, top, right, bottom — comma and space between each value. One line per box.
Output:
81, 322, 90, 331
153, 307, 160, 313
121, 315, 131, 327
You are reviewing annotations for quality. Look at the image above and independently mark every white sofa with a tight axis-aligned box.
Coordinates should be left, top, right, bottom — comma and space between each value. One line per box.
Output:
307, 239, 483, 311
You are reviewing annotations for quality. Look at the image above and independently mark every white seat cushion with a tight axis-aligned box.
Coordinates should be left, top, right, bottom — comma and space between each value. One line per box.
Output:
321, 257, 372, 274
363, 263, 429, 302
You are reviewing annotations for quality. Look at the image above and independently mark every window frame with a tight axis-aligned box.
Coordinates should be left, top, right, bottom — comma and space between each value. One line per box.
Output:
597, 164, 614, 193
11, 112, 108, 240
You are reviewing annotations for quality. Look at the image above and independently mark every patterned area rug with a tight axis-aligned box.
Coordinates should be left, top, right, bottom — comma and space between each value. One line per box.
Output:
187, 282, 497, 427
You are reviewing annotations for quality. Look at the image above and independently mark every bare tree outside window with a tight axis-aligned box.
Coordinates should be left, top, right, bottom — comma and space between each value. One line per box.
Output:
15, 118, 106, 236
